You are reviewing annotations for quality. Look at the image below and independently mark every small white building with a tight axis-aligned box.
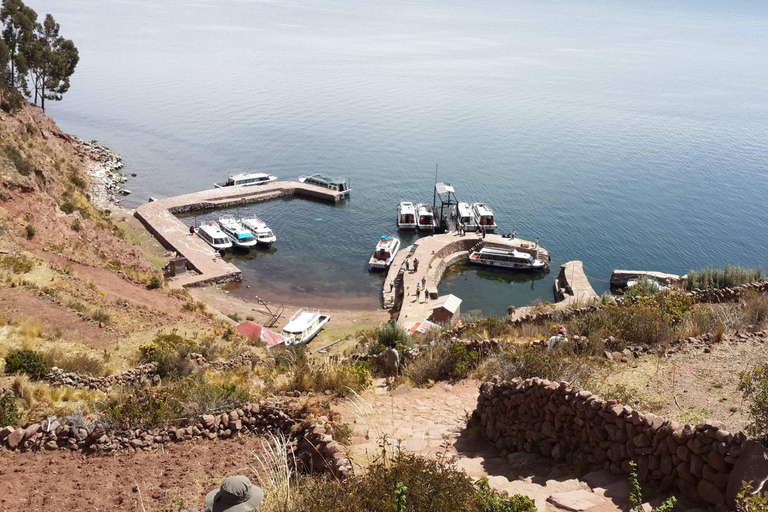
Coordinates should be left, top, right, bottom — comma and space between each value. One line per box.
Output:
429, 294, 462, 326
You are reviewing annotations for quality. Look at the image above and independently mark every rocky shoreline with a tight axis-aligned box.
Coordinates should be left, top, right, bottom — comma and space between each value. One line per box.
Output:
77, 137, 131, 208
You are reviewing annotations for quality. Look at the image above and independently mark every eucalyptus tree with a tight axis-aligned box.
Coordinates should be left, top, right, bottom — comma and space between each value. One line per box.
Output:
0, 0, 36, 92
28, 13, 78, 111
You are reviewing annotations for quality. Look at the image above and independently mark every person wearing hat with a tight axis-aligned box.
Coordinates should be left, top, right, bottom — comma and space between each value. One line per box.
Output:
548, 327, 568, 351
205, 476, 264, 512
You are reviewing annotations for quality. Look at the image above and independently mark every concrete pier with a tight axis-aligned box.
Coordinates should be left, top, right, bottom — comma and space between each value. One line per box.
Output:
382, 233, 550, 330
135, 181, 346, 288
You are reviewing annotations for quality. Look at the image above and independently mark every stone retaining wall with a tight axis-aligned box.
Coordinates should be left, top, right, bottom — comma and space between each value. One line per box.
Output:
0, 401, 354, 478
44, 363, 159, 392
476, 378, 746, 506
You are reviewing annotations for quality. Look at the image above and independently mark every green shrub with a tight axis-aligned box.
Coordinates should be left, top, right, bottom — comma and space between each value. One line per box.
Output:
737, 481, 768, 511
623, 277, 663, 298
2, 142, 34, 175
293, 454, 536, 512
687, 263, 765, 291
69, 172, 87, 189
139, 329, 197, 379
742, 290, 768, 330
47, 351, 106, 377
148, 276, 162, 289
4, 349, 51, 379
25, 224, 35, 239
0, 87, 24, 114
477, 344, 596, 388
289, 359, 371, 397
738, 364, 768, 439
91, 310, 110, 325
471, 316, 514, 338
0, 254, 34, 274
371, 322, 412, 354
60, 201, 75, 214
406, 342, 480, 386
101, 388, 178, 430
227, 312, 241, 322
0, 391, 20, 427
629, 460, 676, 512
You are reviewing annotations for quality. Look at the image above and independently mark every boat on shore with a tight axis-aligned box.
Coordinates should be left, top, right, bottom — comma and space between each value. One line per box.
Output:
196, 223, 233, 251
298, 174, 350, 195
471, 202, 497, 232
214, 172, 277, 188
218, 216, 258, 249
240, 217, 277, 247
282, 308, 331, 345
416, 203, 436, 232
457, 202, 477, 231
369, 235, 400, 270
468, 247, 548, 271
397, 201, 416, 230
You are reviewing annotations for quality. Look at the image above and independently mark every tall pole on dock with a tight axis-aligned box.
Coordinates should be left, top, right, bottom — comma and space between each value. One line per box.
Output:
432, 162, 438, 210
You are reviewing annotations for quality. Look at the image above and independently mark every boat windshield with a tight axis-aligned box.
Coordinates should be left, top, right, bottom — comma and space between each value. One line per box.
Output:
237, 233, 253, 241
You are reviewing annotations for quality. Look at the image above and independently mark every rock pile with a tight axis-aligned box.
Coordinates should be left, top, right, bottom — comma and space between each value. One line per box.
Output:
477, 377, 747, 506
0, 402, 354, 479
77, 137, 129, 205
44, 363, 159, 392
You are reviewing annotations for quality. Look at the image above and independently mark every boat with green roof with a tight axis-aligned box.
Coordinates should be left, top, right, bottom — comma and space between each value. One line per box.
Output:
298, 173, 350, 195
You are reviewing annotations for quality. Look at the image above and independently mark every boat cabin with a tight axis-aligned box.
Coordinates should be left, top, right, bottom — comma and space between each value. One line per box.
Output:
214, 172, 277, 188
457, 202, 477, 230
300, 174, 350, 194
282, 310, 329, 344
398, 201, 416, 229
196, 223, 232, 249
472, 202, 496, 230
417, 204, 435, 229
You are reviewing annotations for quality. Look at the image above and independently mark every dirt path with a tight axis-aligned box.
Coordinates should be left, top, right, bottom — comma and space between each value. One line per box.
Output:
0, 437, 266, 512
335, 379, 693, 512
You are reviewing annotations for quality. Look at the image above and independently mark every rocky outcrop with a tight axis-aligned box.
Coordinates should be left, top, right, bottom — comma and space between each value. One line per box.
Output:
477, 378, 748, 506
0, 401, 354, 479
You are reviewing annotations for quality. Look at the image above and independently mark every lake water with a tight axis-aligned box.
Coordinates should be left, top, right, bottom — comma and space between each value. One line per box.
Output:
37, 0, 768, 315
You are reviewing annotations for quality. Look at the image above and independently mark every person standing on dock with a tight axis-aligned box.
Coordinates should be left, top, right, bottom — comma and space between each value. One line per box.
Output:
421, 276, 426, 288
389, 280, 394, 293
535, 237, 539, 248
189, 225, 195, 235
414, 258, 419, 272
416, 284, 421, 300
482, 227, 486, 239
405, 259, 410, 272
512, 229, 516, 239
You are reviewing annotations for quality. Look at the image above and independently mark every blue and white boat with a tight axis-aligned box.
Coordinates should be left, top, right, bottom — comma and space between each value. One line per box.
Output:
369, 235, 400, 271
218, 216, 258, 249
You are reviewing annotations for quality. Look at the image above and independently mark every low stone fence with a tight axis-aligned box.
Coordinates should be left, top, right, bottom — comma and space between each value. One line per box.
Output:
44, 363, 159, 392
188, 352, 274, 371
348, 339, 500, 365
476, 378, 748, 506
0, 401, 354, 479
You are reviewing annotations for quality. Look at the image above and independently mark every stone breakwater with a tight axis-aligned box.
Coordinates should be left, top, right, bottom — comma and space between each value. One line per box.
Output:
0, 402, 354, 479
44, 363, 159, 392
476, 378, 747, 507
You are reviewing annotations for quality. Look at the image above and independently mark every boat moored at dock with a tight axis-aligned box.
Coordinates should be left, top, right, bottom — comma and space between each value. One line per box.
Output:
369, 235, 400, 270
214, 172, 277, 188
240, 217, 277, 247
397, 201, 417, 230
298, 174, 350, 195
469, 247, 548, 271
416, 203, 436, 231
457, 202, 477, 231
282, 308, 331, 344
218, 216, 258, 249
196, 223, 233, 251
471, 202, 497, 232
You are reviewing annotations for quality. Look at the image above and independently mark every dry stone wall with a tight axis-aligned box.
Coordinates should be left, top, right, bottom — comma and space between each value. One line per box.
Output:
44, 363, 159, 392
477, 377, 748, 507
0, 401, 354, 479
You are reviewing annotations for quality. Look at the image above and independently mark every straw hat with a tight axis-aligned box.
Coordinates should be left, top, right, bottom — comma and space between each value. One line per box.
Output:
205, 476, 264, 512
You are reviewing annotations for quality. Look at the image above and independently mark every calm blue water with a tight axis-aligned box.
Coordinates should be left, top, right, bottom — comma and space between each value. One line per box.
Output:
37, 0, 768, 313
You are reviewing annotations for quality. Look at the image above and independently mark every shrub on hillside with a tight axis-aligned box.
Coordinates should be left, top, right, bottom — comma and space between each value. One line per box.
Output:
0, 391, 20, 428
46, 350, 107, 377
471, 316, 514, 339
686, 263, 765, 291
4, 349, 51, 379
292, 454, 536, 512
25, 224, 35, 239
737, 364, 768, 440
375, 322, 412, 352
148, 276, 162, 289
288, 359, 371, 397
406, 342, 480, 386
0, 254, 34, 274
139, 329, 197, 379
742, 290, 768, 330
476, 344, 596, 388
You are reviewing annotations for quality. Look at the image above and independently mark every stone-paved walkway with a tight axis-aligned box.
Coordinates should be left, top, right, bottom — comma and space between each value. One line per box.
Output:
336, 379, 701, 512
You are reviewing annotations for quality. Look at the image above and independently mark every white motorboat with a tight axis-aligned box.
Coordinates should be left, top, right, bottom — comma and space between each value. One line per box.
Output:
457, 202, 477, 232
468, 247, 548, 271
282, 308, 331, 345
196, 223, 233, 251
471, 202, 497, 232
218, 216, 258, 249
369, 235, 400, 270
397, 201, 416, 230
214, 172, 277, 188
298, 174, 350, 195
240, 217, 277, 247
416, 203, 436, 232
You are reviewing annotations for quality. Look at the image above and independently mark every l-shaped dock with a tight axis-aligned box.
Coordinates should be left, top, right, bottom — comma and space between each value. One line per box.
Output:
135, 181, 346, 288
